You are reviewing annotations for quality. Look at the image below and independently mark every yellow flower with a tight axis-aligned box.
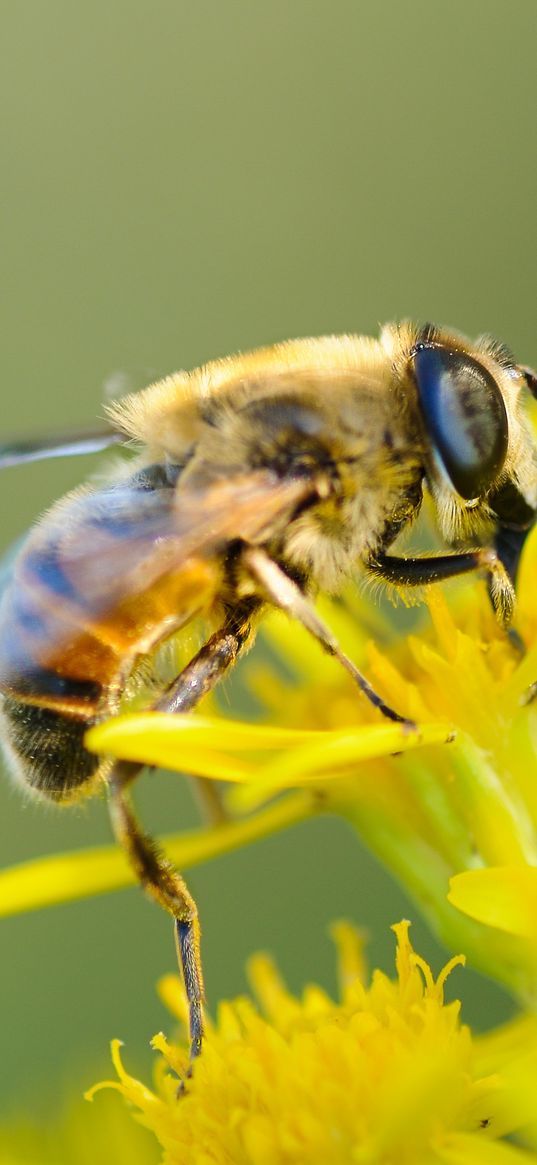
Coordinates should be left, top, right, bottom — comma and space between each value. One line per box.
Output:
87, 922, 537, 1165
2, 527, 537, 1000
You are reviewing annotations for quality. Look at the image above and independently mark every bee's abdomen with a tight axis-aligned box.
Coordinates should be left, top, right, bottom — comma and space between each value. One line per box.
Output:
0, 472, 201, 801
0, 692, 106, 801
0, 551, 116, 800
0, 493, 123, 800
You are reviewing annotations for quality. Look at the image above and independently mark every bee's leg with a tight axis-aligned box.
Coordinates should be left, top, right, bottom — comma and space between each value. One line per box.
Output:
155, 604, 258, 715
108, 767, 205, 1064
154, 608, 258, 825
106, 605, 258, 1066
242, 547, 412, 726
367, 548, 516, 627
491, 524, 530, 653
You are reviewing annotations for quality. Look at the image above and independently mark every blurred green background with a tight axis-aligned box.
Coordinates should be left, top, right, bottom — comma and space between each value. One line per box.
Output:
1, 0, 536, 1126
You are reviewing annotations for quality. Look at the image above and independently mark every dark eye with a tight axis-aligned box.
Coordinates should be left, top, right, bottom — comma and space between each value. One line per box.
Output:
411, 344, 508, 499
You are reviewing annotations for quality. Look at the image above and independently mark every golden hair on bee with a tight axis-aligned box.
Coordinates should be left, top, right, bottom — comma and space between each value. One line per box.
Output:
1, 320, 536, 1067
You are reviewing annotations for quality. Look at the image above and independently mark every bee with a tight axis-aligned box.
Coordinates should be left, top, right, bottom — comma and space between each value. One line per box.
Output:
1, 320, 536, 1064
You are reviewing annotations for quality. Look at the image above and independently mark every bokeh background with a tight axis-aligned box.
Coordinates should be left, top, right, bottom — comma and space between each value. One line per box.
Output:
1, 0, 536, 1128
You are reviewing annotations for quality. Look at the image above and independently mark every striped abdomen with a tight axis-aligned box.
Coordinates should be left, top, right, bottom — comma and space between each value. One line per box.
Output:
0, 472, 216, 801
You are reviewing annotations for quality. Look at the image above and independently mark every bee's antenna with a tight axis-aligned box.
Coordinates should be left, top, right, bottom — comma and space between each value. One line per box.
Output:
0, 427, 123, 469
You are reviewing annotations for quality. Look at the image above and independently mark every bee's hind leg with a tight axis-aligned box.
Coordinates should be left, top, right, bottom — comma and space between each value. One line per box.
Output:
108, 765, 205, 1065
106, 603, 258, 1069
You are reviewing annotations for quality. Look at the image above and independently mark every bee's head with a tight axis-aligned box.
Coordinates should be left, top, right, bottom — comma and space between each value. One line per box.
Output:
405, 325, 537, 549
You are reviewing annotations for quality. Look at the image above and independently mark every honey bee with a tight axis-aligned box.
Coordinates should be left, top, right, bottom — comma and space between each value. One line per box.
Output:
1, 320, 536, 1064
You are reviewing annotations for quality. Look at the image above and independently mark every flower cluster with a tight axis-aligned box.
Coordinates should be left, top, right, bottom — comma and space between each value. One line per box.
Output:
88, 922, 537, 1164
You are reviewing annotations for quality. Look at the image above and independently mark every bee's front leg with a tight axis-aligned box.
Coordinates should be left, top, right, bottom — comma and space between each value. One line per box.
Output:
368, 548, 516, 627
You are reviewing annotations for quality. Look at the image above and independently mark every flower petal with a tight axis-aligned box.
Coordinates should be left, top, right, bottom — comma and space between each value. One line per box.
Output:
231, 720, 455, 811
449, 867, 537, 940
87, 712, 325, 760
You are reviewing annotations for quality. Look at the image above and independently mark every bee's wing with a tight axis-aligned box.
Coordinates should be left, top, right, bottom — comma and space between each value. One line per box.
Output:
53, 470, 314, 609
0, 425, 124, 469
0, 470, 316, 685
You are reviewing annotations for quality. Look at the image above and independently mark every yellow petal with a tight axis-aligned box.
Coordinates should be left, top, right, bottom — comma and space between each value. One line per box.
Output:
231, 720, 455, 810
448, 867, 537, 940
87, 714, 455, 809
87, 711, 324, 760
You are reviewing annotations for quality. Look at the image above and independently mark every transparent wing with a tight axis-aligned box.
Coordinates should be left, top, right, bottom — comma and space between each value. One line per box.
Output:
38, 471, 313, 604
0, 471, 316, 682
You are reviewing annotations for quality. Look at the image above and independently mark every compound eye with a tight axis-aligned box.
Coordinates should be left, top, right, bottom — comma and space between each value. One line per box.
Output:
412, 344, 508, 499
